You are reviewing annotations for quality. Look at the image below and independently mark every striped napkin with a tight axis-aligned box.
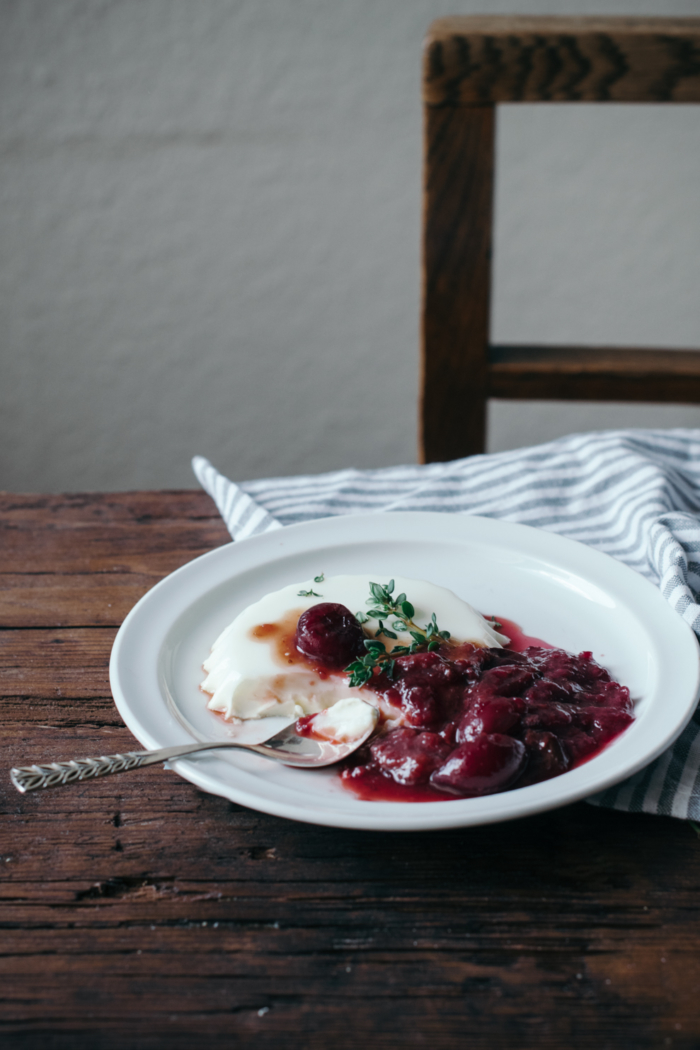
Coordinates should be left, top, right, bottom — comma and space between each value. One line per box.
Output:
192, 428, 700, 821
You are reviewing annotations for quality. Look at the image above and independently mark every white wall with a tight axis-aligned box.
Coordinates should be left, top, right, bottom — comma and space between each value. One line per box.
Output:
1, 0, 700, 492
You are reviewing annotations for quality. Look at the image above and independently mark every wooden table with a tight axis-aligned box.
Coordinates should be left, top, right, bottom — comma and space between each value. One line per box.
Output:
2, 491, 700, 1049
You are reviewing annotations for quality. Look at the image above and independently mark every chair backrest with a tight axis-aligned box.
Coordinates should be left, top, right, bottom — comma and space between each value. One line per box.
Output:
420, 16, 700, 463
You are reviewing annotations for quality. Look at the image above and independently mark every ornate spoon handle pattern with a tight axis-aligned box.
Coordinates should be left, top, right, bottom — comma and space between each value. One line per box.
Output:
9, 710, 380, 793
11, 750, 159, 793
9, 741, 259, 793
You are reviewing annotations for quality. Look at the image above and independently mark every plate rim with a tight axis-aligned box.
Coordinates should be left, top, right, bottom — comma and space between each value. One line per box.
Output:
109, 510, 700, 831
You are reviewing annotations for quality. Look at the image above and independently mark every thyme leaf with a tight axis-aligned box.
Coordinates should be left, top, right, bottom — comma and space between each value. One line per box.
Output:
344, 580, 451, 687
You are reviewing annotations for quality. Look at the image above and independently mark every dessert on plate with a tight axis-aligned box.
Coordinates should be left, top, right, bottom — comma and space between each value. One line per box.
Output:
201, 574, 634, 802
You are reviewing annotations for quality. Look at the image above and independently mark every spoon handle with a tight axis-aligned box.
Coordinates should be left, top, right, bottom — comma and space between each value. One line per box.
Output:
9, 741, 265, 794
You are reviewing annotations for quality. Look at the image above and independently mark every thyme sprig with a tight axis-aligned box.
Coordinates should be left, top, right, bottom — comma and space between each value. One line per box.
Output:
298, 572, 325, 597
344, 579, 451, 688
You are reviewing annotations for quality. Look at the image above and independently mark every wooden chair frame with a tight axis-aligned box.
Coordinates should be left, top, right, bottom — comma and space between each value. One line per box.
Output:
420, 16, 700, 462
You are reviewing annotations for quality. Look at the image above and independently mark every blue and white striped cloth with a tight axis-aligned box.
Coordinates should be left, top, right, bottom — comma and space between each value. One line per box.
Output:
193, 428, 700, 821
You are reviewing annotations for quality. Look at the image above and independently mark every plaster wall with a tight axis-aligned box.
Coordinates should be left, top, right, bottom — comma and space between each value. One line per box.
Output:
1, 0, 699, 491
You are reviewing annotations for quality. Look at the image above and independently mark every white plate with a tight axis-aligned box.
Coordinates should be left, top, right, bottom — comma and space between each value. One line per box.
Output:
109, 512, 700, 831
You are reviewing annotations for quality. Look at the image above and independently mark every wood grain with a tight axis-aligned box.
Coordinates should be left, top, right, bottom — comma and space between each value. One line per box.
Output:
424, 16, 700, 104
0, 491, 228, 573
2, 491, 700, 1048
0, 629, 114, 698
0, 572, 163, 628
0, 491, 231, 626
489, 345, 700, 401
421, 105, 494, 462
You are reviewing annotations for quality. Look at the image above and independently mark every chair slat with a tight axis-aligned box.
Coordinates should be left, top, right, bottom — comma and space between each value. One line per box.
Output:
424, 17, 700, 104
489, 346, 700, 402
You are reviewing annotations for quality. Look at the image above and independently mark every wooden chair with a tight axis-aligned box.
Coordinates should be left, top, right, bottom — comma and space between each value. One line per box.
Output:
420, 16, 700, 462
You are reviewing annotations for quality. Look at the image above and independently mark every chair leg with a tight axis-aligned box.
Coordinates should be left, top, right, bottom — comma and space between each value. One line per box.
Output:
421, 103, 495, 463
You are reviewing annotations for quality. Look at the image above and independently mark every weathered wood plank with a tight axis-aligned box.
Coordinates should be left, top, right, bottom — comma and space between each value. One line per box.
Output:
1, 754, 699, 1048
0, 949, 696, 1018
4, 722, 699, 895
0, 892, 685, 931
0, 490, 220, 524
19, 912, 663, 961
424, 16, 700, 104
0, 574, 160, 627
0, 696, 120, 728
0, 525, 226, 574
0, 491, 229, 574
0, 994, 673, 1050
0, 629, 114, 698
0, 916, 697, 1044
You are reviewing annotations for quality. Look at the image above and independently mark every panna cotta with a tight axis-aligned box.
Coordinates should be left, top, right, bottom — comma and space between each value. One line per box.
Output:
201, 574, 509, 721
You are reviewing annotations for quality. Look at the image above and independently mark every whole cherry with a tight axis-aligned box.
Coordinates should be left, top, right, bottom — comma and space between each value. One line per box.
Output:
294, 603, 366, 669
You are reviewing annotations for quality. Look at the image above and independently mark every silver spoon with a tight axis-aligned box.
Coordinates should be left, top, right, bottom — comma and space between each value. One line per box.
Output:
10, 702, 379, 794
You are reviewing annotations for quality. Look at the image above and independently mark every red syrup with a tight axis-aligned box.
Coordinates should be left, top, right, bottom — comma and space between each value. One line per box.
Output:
295, 712, 336, 743
248, 602, 634, 804
295, 712, 320, 739
341, 766, 451, 803
492, 615, 555, 653
569, 723, 631, 771
335, 615, 633, 803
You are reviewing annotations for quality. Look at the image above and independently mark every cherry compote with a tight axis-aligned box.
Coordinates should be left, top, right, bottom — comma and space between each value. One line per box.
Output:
293, 605, 634, 802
